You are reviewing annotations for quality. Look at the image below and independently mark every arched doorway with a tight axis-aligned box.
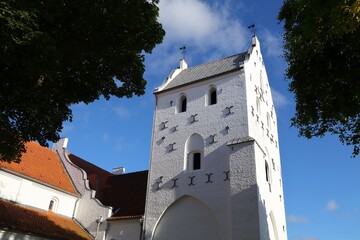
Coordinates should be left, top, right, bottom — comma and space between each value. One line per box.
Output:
152, 196, 220, 240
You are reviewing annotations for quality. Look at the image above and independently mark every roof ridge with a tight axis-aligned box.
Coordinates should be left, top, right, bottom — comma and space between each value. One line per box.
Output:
157, 52, 247, 92
186, 52, 246, 71
68, 153, 112, 175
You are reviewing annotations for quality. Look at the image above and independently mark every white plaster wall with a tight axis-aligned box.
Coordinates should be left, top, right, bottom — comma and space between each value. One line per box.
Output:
0, 170, 21, 201
0, 229, 49, 240
152, 196, 220, 240
243, 37, 287, 240
145, 68, 250, 239
106, 219, 141, 240
228, 141, 260, 240
0, 170, 77, 217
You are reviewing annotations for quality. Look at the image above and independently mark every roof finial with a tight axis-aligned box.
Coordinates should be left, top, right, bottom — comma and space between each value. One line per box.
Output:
248, 24, 256, 36
180, 45, 186, 60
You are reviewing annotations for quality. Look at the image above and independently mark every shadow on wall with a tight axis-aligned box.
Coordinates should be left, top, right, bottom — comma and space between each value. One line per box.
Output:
259, 196, 271, 240
0, 230, 48, 240
147, 185, 271, 239
149, 195, 221, 240
229, 184, 270, 240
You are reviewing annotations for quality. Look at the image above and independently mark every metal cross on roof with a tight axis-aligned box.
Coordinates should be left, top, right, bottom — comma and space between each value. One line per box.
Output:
248, 24, 256, 36
180, 45, 186, 60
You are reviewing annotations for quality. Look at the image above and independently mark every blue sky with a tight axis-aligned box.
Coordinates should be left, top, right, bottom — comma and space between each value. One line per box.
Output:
58, 1, 360, 239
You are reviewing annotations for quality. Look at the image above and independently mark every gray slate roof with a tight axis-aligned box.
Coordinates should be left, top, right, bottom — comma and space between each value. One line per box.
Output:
160, 52, 247, 92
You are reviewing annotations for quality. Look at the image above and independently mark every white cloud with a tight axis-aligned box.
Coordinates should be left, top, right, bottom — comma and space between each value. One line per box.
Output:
147, 0, 249, 74
113, 105, 130, 118
271, 88, 289, 109
326, 200, 338, 211
287, 215, 308, 223
159, 0, 220, 44
101, 133, 110, 143
260, 29, 283, 58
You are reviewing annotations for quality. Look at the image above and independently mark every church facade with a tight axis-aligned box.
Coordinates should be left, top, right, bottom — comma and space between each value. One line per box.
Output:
0, 36, 287, 240
144, 36, 287, 240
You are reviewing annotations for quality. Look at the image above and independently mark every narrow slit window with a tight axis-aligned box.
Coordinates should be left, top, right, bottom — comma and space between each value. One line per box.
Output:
210, 89, 217, 105
49, 200, 54, 211
48, 197, 58, 212
193, 153, 201, 170
265, 161, 270, 182
256, 97, 261, 114
180, 95, 187, 112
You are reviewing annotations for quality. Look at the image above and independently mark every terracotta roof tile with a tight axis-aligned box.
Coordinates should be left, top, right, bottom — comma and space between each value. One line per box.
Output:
0, 141, 77, 195
0, 199, 92, 240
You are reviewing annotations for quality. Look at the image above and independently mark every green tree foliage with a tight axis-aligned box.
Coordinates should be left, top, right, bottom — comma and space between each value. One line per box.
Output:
278, 0, 360, 156
0, 0, 165, 162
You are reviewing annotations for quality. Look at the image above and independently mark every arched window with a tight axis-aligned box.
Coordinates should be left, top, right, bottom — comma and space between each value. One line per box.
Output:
48, 197, 58, 212
184, 133, 204, 171
207, 86, 217, 105
49, 200, 55, 211
178, 94, 187, 113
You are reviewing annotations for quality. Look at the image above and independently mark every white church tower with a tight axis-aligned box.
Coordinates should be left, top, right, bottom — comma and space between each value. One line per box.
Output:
144, 36, 287, 240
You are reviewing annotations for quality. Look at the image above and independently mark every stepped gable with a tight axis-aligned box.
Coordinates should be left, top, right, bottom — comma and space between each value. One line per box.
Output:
160, 52, 246, 92
0, 141, 77, 195
0, 199, 91, 240
68, 154, 148, 218
68, 153, 113, 191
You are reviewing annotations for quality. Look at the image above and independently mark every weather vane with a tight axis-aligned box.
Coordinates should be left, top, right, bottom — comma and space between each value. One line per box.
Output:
180, 45, 186, 60
248, 24, 256, 36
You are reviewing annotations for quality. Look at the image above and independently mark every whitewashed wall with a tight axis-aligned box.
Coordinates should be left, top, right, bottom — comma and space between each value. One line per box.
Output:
0, 229, 49, 240
244, 37, 287, 239
0, 170, 77, 217
106, 219, 142, 240
145, 68, 250, 239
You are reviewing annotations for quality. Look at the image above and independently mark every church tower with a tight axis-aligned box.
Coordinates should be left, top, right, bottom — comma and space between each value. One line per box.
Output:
144, 36, 287, 240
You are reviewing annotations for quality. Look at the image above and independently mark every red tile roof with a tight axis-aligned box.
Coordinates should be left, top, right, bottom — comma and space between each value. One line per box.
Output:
0, 199, 92, 240
68, 154, 148, 218
0, 141, 77, 195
